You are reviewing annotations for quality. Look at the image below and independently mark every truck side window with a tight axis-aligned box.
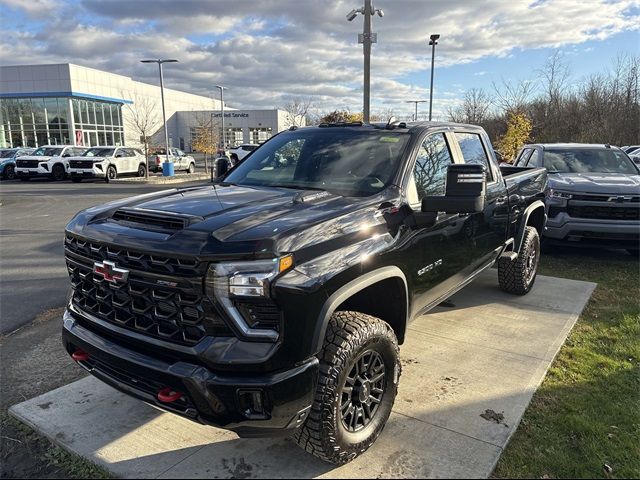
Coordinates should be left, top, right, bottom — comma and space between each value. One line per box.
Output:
455, 132, 492, 180
527, 149, 541, 167
407, 133, 453, 205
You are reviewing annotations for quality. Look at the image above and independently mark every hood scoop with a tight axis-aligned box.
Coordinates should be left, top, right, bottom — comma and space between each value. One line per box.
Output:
111, 208, 202, 232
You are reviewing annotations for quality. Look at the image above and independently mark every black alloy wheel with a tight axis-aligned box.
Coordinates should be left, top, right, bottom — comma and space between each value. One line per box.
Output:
4, 164, 16, 180
52, 164, 66, 181
340, 349, 386, 432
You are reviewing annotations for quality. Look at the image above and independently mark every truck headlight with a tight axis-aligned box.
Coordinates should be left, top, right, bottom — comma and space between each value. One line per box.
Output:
549, 189, 572, 199
206, 255, 293, 341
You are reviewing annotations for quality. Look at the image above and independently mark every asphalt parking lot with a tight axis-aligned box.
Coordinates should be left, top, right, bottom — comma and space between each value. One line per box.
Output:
0, 178, 207, 334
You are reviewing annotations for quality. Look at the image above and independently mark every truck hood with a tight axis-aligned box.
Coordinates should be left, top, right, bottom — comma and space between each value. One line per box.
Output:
548, 172, 640, 194
66, 184, 395, 259
17, 155, 57, 161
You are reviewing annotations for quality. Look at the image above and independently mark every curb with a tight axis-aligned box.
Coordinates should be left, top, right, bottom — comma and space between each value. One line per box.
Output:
110, 173, 210, 185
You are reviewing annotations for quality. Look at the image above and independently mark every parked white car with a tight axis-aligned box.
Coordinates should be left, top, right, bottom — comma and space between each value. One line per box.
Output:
68, 146, 146, 183
229, 144, 259, 163
15, 145, 87, 181
148, 147, 196, 173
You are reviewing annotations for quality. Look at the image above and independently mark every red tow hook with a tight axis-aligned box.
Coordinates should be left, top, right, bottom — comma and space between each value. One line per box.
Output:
158, 387, 184, 403
71, 349, 90, 362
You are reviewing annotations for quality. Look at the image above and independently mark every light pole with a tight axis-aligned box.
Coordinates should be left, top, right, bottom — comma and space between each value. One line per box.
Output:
215, 85, 226, 154
141, 59, 178, 170
405, 100, 427, 121
347, 1, 384, 124
428, 34, 440, 121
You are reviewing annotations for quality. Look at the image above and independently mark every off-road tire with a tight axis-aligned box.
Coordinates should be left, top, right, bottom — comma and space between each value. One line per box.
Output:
294, 311, 401, 465
105, 165, 117, 183
52, 164, 66, 181
498, 226, 540, 295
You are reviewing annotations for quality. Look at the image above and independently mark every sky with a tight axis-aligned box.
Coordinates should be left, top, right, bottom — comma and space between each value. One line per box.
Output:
1, 0, 639, 120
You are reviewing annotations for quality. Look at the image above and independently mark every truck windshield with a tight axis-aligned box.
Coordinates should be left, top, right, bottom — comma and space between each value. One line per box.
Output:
544, 149, 638, 174
224, 129, 411, 196
83, 148, 115, 157
33, 147, 63, 156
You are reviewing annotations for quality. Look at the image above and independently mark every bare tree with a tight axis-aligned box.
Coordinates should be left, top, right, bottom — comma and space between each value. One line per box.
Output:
491, 78, 536, 114
281, 97, 314, 127
123, 91, 161, 179
447, 88, 492, 124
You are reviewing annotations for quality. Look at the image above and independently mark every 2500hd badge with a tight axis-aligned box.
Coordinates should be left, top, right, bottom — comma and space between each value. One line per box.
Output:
63, 121, 547, 464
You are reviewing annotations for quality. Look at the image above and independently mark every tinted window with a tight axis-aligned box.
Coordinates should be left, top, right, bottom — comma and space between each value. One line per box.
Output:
225, 129, 411, 197
455, 132, 491, 178
543, 149, 638, 174
408, 133, 453, 204
527, 149, 542, 167
516, 148, 533, 166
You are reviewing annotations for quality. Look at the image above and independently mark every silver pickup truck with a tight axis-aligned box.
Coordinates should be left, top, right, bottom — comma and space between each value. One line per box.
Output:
148, 147, 197, 173
514, 143, 640, 256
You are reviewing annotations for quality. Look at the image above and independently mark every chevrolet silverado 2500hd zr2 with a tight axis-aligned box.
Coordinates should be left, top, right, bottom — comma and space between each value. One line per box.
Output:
63, 121, 548, 464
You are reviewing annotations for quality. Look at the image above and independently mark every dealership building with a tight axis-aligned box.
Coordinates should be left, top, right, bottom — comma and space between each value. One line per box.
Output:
0, 63, 300, 151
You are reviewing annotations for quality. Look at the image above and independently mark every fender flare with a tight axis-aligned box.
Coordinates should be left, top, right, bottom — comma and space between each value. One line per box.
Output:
311, 266, 409, 354
513, 200, 546, 254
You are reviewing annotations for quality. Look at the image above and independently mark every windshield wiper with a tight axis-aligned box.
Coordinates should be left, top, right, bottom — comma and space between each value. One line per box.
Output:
267, 184, 327, 191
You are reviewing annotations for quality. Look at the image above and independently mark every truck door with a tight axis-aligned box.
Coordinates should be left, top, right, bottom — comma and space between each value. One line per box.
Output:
451, 131, 509, 270
403, 131, 471, 317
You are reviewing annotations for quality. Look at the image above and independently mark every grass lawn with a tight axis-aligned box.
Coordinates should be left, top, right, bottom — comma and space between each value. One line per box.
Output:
493, 246, 640, 479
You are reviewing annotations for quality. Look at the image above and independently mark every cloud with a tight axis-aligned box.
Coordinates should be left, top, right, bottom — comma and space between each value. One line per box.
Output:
1, 0, 638, 119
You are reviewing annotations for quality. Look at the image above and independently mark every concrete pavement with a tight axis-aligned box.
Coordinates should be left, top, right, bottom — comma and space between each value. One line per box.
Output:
9, 271, 596, 479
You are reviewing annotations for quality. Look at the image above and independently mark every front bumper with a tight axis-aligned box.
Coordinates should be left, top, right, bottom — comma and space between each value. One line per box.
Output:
544, 212, 640, 247
16, 167, 51, 178
70, 169, 102, 179
62, 309, 317, 437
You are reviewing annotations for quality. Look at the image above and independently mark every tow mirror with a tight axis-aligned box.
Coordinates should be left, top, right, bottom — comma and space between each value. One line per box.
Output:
422, 164, 486, 214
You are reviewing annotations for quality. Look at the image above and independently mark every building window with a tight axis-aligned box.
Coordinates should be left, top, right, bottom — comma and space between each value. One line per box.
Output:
71, 98, 123, 147
250, 127, 272, 144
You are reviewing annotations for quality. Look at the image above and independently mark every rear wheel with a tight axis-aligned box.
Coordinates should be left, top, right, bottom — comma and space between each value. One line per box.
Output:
498, 226, 540, 295
52, 164, 66, 181
4, 165, 16, 180
137, 163, 147, 177
294, 311, 400, 465
187, 163, 195, 174
105, 165, 117, 183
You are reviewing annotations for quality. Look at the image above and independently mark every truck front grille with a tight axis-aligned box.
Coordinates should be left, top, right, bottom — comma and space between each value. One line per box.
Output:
70, 160, 95, 168
65, 234, 232, 345
16, 159, 40, 168
567, 205, 640, 220
65, 234, 206, 277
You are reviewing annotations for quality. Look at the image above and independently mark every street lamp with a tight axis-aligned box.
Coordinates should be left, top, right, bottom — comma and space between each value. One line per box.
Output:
405, 100, 427, 121
346, 0, 384, 124
140, 59, 178, 169
428, 34, 440, 121
215, 85, 226, 153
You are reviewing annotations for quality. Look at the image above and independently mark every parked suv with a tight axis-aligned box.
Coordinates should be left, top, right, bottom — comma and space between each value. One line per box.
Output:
63, 122, 547, 464
229, 143, 259, 163
514, 143, 639, 255
68, 146, 146, 183
148, 147, 196, 173
15, 145, 86, 181
0, 147, 35, 180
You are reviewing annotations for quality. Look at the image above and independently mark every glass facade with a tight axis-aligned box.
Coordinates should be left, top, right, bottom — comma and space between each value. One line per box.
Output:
250, 127, 272, 144
0, 97, 124, 148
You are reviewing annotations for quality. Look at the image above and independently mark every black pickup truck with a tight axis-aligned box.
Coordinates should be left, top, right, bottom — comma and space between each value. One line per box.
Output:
63, 121, 547, 464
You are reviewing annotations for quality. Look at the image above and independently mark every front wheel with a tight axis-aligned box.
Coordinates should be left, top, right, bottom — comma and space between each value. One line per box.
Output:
498, 226, 540, 295
137, 163, 147, 177
187, 163, 195, 174
52, 164, 66, 181
105, 165, 117, 183
294, 311, 401, 465
4, 165, 16, 180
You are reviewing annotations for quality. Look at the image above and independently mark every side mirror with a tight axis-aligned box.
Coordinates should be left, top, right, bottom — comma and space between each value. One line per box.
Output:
422, 164, 486, 214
